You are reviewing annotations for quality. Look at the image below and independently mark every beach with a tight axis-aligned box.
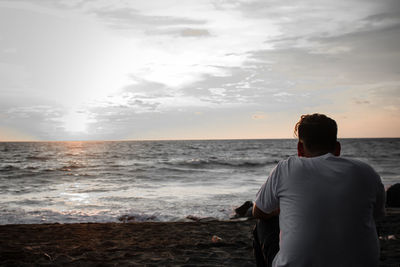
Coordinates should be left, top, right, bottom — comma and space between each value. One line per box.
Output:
1, 209, 399, 266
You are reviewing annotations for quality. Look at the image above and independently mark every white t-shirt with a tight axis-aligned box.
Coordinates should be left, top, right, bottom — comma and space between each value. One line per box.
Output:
255, 153, 385, 267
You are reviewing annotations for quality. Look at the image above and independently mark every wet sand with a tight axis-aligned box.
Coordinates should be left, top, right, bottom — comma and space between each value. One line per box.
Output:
1, 209, 399, 266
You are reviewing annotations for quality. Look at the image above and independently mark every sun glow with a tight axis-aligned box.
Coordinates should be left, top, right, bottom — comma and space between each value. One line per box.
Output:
61, 110, 93, 133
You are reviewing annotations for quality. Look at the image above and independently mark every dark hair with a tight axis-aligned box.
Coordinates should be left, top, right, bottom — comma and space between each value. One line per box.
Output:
294, 113, 337, 153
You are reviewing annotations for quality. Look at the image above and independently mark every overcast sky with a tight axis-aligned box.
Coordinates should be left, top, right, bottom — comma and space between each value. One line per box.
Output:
0, 0, 399, 141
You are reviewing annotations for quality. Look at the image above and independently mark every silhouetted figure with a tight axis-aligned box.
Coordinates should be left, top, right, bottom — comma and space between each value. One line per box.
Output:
234, 200, 253, 218
386, 183, 400, 207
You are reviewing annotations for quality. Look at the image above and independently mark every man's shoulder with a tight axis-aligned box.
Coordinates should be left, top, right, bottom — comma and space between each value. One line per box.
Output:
275, 155, 298, 168
320, 155, 381, 182
271, 155, 303, 175
332, 155, 377, 172
276, 154, 378, 173
281, 154, 377, 173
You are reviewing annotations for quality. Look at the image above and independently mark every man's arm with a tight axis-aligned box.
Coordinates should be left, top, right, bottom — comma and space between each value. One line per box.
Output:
254, 163, 281, 220
252, 203, 280, 220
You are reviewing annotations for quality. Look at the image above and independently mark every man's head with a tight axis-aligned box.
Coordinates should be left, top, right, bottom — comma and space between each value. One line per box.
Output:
295, 113, 340, 157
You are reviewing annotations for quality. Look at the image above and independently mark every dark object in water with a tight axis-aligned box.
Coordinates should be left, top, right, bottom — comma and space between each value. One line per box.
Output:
386, 183, 400, 207
186, 215, 218, 222
234, 201, 253, 218
118, 215, 136, 223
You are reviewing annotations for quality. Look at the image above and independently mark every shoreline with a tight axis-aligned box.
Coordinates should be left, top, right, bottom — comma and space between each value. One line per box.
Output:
1, 209, 399, 266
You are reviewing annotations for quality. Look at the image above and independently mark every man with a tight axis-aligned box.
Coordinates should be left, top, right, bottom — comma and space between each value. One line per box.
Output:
253, 113, 386, 267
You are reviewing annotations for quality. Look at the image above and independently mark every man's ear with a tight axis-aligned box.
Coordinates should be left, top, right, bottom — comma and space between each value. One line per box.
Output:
333, 141, 341, 156
297, 141, 305, 157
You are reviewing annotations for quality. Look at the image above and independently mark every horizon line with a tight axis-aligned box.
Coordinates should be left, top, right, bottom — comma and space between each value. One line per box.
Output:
1, 136, 399, 143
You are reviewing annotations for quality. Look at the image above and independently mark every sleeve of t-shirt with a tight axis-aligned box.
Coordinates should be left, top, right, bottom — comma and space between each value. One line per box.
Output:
255, 163, 280, 214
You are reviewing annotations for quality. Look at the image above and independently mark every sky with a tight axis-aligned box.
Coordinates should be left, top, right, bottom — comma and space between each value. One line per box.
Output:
0, 0, 399, 141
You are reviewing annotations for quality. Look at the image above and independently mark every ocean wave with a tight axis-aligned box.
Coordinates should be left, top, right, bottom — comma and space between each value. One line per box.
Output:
0, 208, 117, 225
59, 161, 87, 171
156, 166, 206, 173
26, 155, 51, 161
24, 166, 40, 170
99, 196, 143, 202
109, 161, 150, 168
77, 188, 112, 193
165, 158, 278, 168
0, 165, 20, 171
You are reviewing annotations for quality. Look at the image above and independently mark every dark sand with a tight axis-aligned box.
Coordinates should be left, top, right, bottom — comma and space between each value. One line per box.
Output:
1, 209, 399, 266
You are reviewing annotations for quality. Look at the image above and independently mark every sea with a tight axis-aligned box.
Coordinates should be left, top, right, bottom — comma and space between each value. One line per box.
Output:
0, 138, 399, 225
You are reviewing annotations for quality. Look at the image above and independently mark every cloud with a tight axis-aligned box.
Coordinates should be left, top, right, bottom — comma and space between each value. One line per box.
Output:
92, 92, 161, 112
252, 112, 266, 120
6, 105, 62, 120
77, 1, 279, 90
92, 7, 207, 34
383, 105, 398, 111
368, 83, 400, 111
179, 28, 210, 37
1, 0, 399, 140
1, 105, 67, 140
1, 0, 279, 91
361, 0, 400, 27
354, 99, 370, 105
230, 0, 400, 56
273, 92, 293, 97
